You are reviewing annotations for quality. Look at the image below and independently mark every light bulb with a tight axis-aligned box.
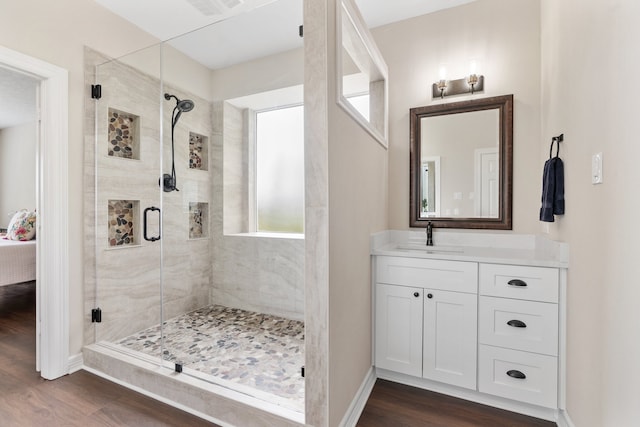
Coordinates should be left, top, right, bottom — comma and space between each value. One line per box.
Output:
469, 60, 478, 75
438, 65, 447, 81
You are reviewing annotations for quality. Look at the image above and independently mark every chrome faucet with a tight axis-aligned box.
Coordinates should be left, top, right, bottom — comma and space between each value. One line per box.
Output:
426, 221, 433, 246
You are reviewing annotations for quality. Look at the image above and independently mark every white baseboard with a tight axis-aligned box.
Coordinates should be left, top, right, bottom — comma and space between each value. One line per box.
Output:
339, 366, 377, 427
68, 353, 83, 374
556, 410, 575, 427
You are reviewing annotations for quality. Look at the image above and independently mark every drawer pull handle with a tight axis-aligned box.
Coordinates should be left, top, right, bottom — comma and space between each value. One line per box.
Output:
507, 319, 527, 328
413, 292, 420, 298
507, 279, 527, 287
507, 370, 526, 379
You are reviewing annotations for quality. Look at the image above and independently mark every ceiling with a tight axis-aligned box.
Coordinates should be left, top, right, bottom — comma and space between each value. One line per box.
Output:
95, 0, 476, 69
0, 0, 476, 129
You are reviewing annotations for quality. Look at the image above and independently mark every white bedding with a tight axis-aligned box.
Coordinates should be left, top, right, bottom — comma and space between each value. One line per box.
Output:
0, 238, 36, 286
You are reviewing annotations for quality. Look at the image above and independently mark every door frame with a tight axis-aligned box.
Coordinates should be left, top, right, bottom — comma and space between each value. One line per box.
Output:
0, 45, 69, 380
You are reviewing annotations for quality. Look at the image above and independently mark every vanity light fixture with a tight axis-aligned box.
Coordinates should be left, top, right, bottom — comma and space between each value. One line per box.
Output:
431, 62, 484, 99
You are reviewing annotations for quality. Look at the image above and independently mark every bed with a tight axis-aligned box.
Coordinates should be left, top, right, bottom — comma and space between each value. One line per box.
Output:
0, 238, 36, 286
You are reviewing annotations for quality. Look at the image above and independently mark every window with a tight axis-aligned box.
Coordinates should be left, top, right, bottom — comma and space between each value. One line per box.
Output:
346, 93, 370, 121
255, 105, 304, 234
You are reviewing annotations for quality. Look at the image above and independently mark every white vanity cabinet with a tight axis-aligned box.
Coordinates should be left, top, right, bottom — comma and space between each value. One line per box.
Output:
371, 232, 568, 421
477, 264, 560, 408
373, 252, 566, 418
374, 256, 478, 390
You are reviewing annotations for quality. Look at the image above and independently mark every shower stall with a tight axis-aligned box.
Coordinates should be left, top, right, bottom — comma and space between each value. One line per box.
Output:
83, 1, 306, 424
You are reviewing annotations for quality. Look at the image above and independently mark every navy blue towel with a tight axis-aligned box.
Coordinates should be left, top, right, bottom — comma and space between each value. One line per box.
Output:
540, 156, 565, 222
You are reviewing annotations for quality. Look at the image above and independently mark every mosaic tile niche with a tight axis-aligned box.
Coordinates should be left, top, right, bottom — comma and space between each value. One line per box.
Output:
108, 108, 139, 159
189, 202, 208, 239
189, 132, 208, 170
108, 200, 139, 247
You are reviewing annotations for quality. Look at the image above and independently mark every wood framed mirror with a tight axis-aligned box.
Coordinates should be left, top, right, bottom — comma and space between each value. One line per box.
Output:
409, 94, 513, 229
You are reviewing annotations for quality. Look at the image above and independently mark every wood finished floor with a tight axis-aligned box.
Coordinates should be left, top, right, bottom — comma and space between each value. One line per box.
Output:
1, 282, 556, 426
0, 282, 216, 427
357, 379, 556, 426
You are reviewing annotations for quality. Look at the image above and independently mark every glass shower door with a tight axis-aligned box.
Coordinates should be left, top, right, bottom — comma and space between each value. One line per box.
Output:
156, 41, 213, 374
93, 45, 164, 364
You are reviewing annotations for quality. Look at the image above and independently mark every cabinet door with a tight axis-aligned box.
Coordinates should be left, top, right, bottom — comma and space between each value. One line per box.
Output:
423, 289, 477, 390
375, 283, 423, 377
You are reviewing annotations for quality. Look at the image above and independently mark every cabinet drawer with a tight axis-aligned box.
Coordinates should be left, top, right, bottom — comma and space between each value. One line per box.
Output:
479, 264, 558, 303
376, 256, 477, 294
478, 345, 558, 408
479, 296, 558, 355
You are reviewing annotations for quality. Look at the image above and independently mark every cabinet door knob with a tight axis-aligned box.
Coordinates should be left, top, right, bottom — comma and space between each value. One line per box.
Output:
507, 319, 527, 328
413, 292, 420, 298
507, 279, 527, 287
507, 369, 526, 379
427, 293, 433, 299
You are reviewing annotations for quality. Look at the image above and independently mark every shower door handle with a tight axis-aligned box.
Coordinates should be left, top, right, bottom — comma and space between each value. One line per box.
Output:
143, 206, 161, 242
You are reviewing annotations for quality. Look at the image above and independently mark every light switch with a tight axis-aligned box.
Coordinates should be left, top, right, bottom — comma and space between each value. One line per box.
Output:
592, 152, 603, 184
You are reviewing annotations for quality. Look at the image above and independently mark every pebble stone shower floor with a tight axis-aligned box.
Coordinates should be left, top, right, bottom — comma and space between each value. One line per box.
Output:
116, 305, 305, 411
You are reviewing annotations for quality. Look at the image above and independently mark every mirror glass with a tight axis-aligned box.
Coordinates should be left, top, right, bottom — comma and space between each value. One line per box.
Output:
410, 95, 513, 229
337, 0, 388, 147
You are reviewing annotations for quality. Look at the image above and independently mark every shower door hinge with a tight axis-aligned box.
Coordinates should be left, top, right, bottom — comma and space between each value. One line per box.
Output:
91, 308, 102, 323
91, 84, 102, 99
301, 366, 305, 377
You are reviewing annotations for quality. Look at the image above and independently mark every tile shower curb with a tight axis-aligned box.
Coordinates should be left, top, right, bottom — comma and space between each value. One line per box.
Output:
83, 343, 304, 427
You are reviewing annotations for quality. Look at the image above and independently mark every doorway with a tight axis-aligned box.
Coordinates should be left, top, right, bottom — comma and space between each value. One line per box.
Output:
0, 45, 69, 380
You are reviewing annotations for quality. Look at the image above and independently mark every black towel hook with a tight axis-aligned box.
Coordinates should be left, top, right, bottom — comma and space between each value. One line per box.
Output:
550, 134, 563, 158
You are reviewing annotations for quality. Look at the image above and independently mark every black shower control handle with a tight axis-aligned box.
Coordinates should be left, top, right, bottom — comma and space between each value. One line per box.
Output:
143, 206, 161, 242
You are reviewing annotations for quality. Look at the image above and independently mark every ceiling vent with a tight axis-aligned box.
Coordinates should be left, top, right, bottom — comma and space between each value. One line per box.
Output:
185, 0, 244, 16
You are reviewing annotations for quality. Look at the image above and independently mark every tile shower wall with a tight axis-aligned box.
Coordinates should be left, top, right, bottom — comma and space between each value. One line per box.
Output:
84, 48, 212, 344
211, 102, 305, 321
85, 48, 303, 350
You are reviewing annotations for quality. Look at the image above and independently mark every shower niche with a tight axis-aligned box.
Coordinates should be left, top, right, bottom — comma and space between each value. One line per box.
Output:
189, 132, 208, 171
107, 199, 139, 247
188, 202, 208, 239
108, 108, 140, 159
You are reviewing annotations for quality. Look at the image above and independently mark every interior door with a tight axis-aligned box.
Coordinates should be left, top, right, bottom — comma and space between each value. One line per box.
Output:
475, 148, 499, 217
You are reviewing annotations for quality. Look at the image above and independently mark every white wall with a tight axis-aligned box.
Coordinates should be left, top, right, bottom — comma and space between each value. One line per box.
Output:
541, 0, 640, 425
0, 123, 37, 227
375, 0, 541, 233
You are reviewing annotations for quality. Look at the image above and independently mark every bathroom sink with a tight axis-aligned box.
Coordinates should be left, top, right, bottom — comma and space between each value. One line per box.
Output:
394, 244, 464, 254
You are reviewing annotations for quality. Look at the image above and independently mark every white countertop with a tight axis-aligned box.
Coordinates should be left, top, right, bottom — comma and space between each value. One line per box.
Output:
371, 231, 569, 269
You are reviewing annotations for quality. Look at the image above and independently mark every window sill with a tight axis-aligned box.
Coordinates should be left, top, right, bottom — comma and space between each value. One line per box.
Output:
225, 232, 304, 240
